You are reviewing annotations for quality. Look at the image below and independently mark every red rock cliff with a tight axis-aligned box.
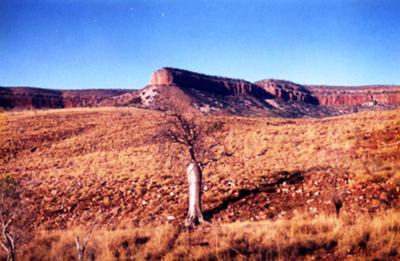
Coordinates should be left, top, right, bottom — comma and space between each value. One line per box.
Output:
254, 79, 400, 107
150, 67, 269, 97
0, 87, 131, 109
62, 89, 130, 107
306, 85, 400, 106
0, 87, 64, 109
254, 79, 319, 104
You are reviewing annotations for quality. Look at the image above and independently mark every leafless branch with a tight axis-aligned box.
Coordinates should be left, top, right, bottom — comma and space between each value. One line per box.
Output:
3, 214, 14, 229
156, 112, 225, 168
75, 224, 96, 261
0, 241, 8, 253
0, 176, 24, 261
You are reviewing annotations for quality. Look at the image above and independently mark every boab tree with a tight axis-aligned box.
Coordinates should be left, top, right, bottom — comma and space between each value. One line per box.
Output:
157, 112, 223, 226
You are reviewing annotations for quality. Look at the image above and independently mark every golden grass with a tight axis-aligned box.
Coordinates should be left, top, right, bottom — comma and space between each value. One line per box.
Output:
2, 107, 399, 181
17, 210, 400, 260
0, 107, 399, 259
0, 108, 399, 226
20, 224, 178, 261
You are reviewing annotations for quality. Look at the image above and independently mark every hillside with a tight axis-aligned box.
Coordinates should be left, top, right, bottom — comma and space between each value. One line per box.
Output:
1, 107, 399, 259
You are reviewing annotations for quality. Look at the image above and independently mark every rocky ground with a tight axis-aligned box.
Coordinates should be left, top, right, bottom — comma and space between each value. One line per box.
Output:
1, 107, 399, 231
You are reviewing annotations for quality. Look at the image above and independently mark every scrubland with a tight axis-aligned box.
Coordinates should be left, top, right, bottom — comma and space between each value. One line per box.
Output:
0, 107, 399, 260
16, 210, 400, 260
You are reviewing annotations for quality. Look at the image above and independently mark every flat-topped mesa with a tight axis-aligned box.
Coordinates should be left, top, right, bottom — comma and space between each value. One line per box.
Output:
306, 85, 400, 106
150, 67, 268, 97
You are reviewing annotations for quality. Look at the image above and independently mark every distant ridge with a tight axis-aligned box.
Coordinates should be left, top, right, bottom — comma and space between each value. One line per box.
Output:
1, 67, 400, 117
0, 86, 132, 110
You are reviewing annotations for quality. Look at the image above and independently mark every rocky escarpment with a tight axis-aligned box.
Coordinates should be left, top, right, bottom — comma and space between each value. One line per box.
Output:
306, 85, 400, 106
150, 67, 270, 98
149, 68, 400, 108
2, 67, 400, 117
255, 79, 319, 105
255, 80, 400, 107
62, 89, 131, 107
129, 67, 276, 115
128, 67, 400, 117
0, 87, 131, 110
0, 87, 64, 109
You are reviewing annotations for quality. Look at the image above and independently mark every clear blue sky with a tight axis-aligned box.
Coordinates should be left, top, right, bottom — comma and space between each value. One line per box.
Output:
1, 0, 399, 89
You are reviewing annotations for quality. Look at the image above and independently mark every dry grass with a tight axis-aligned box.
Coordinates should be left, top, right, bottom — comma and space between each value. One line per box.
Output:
17, 210, 400, 260
21, 224, 178, 261
2, 107, 399, 184
0, 107, 399, 259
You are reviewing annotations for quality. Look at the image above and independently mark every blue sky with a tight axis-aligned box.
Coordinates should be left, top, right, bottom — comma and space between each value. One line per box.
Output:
1, 0, 399, 89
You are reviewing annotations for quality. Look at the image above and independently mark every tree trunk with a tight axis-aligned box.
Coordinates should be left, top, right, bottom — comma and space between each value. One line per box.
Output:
186, 161, 205, 226
1, 230, 16, 261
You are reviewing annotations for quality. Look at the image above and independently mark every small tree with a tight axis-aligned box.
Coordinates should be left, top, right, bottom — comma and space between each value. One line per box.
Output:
75, 225, 96, 261
0, 176, 21, 261
331, 174, 343, 218
157, 112, 223, 227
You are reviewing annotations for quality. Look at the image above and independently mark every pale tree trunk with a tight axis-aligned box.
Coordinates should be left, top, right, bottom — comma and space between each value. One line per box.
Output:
1, 220, 16, 261
75, 237, 85, 261
186, 161, 205, 226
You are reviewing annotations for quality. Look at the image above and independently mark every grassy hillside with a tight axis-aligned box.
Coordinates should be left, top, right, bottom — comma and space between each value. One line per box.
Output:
1, 107, 399, 260
21, 211, 400, 260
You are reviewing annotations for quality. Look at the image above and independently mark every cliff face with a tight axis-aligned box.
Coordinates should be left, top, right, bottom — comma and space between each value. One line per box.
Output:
0, 87, 64, 109
0, 87, 131, 109
306, 85, 400, 106
150, 68, 270, 98
2, 67, 400, 116
62, 90, 130, 107
151, 68, 400, 108
138, 68, 400, 116
254, 80, 400, 107
255, 79, 319, 105
144, 68, 333, 117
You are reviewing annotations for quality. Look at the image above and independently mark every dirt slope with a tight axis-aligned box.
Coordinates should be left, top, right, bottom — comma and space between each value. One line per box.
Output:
1, 108, 399, 231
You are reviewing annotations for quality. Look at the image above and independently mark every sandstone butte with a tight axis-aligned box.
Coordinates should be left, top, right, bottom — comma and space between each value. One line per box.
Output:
150, 67, 400, 107
1, 67, 400, 114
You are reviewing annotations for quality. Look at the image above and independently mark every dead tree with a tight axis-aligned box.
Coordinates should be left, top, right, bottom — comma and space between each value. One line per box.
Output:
331, 173, 343, 218
1, 215, 16, 261
157, 112, 223, 227
0, 176, 20, 261
186, 161, 204, 225
75, 228, 95, 261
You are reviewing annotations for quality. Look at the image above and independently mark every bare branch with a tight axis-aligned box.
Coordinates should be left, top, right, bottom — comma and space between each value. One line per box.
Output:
0, 176, 24, 261
75, 224, 97, 261
3, 215, 14, 229
0, 241, 9, 253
